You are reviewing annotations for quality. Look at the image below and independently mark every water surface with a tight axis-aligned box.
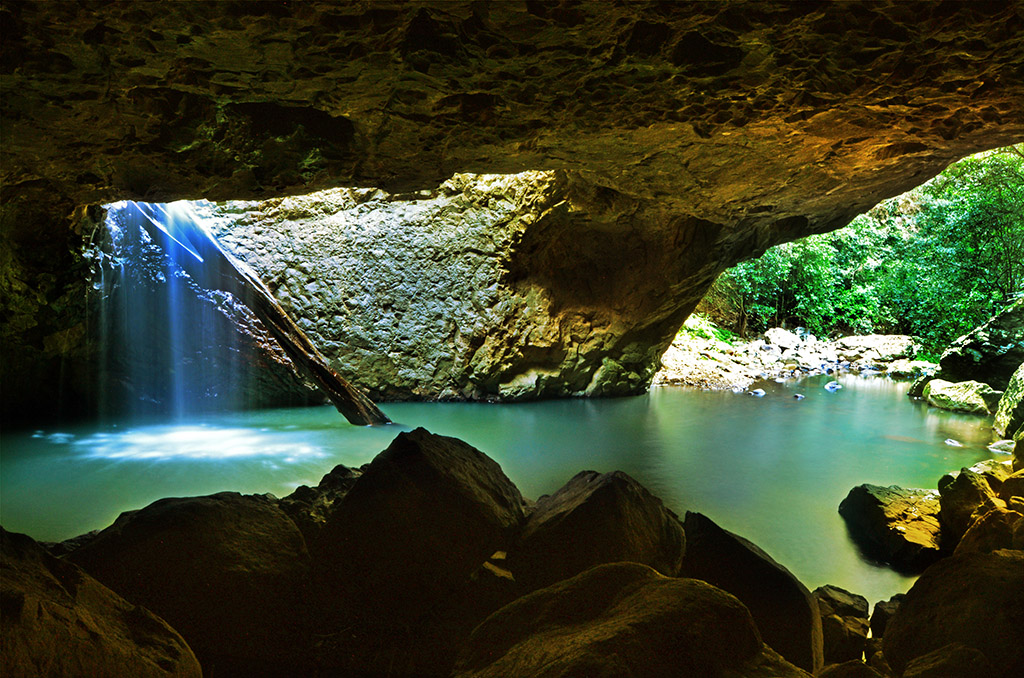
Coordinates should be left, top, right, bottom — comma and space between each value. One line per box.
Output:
0, 374, 1003, 603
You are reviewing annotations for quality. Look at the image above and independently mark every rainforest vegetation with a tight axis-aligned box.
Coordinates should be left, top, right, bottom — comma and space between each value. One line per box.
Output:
701, 144, 1024, 352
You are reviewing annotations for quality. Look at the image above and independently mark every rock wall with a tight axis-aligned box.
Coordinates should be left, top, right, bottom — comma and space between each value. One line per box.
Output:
3, 1, 1024, 414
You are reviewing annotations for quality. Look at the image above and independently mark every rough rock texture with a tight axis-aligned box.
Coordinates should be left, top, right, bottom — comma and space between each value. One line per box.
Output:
953, 507, 1024, 556
869, 593, 905, 640
509, 469, 686, 591
922, 379, 1001, 415
67, 492, 312, 678
937, 468, 1005, 547
838, 484, 943, 572
4, 2, 1024, 415
882, 550, 1024, 678
1000, 469, 1024, 502
277, 462, 362, 545
1, 527, 202, 678
994, 362, 1024, 438
317, 428, 526, 616
814, 585, 870, 665
453, 561, 810, 678
819, 662, 885, 678
938, 300, 1024, 390
681, 512, 823, 674
902, 643, 995, 678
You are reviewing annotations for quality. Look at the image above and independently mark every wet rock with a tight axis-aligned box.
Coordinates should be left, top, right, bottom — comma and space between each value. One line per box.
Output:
938, 300, 1024, 390
277, 462, 362, 545
814, 585, 870, 664
681, 512, 823, 674
2, 527, 201, 678
68, 492, 311, 677
838, 484, 942, 572
937, 468, 1005, 547
509, 470, 685, 592
922, 379, 1001, 415
869, 593, 905, 639
883, 550, 1024, 677
954, 507, 1024, 556
819, 661, 885, 678
903, 643, 995, 678
994, 362, 1024, 438
318, 428, 526, 617
907, 373, 935, 398
453, 561, 809, 678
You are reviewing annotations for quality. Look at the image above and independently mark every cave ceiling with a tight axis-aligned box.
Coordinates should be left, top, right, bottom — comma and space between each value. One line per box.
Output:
3, 0, 1023, 241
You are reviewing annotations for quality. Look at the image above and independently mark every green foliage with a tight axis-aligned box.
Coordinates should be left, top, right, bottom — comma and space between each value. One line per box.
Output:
709, 144, 1024, 351
678, 313, 738, 345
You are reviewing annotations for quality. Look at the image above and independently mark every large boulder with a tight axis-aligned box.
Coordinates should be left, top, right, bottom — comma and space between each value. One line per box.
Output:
681, 512, 823, 674
953, 507, 1024, 556
869, 593, 905, 639
938, 299, 1024, 390
883, 550, 1024, 678
277, 462, 362, 545
453, 561, 810, 678
1, 527, 201, 678
819, 662, 885, 678
922, 379, 1001, 415
833, 335, 918, 363
994, 362, 1024, 438
68, 492, 311, 677
937, 468, 1005, 547
902, 643, 995, 678
838, 484, 942, 572
509, 470, 686, 592
814, 585, 870, 665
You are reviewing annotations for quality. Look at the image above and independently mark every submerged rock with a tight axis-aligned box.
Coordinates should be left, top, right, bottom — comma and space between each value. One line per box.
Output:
923, 379, 1001, 415
838, 484, 942, 572
883, 550, 1024, 677
454, 561, 809, 678
1, 527, 201, 678
938, 300, 1024, 390
510, 470, 685, 592
814, 585, 870, 665
994, 362, 1024, 438
68, 492, 312, 678
681, 512, 823, 674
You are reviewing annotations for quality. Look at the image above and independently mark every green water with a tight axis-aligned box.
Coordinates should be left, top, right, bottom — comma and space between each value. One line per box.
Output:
0, 374, 1003, 603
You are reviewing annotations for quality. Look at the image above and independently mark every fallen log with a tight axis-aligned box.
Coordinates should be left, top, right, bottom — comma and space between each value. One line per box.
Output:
124, 201, 391, 426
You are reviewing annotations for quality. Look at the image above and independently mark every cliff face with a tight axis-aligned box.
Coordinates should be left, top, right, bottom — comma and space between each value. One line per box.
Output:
3, 1, 1024, 414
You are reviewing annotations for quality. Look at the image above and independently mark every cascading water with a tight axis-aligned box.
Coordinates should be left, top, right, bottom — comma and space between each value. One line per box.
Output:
87, 200, 319, 420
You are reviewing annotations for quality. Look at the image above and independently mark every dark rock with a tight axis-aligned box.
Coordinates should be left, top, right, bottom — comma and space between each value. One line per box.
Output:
277, 462, 362, 545
883, 550, 1024, 677
315, 428, 526, 676
907, 373, 935, 398
902, 643, 995, 678
68, 492, 311, 677
681, 511, 823, 674
994, 362, 1024, 438
1000, 469, 1024, 501
509, 470, 685, 592
953, 507, 1024, 556
1, 527, 201, 678
819, 661, 885, 678
937, 469, 1005, 547
938, 300, 1024, 390
838, 484, 942, 572
42, 528, 101, 556
453, 561, 809, 678
870, 593, 906, 639
814, 585, 870, 664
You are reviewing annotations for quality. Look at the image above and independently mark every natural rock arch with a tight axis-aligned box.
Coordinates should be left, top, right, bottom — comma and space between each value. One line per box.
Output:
2, 1, 1023, 415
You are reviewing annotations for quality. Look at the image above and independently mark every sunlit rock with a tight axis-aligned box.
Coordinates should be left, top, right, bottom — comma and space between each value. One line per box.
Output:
953, 507, 1024, 556
937, 468, 1005, 547
922, 379, 1001, 415
1, 527, 201, 678
993, 362, 1024, 438
838, 484, 942, 572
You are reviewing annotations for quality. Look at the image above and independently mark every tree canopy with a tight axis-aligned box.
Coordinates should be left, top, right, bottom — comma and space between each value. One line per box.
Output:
702, 144, 1024, 353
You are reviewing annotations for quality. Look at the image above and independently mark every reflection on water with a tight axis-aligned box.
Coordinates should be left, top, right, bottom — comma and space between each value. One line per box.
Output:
0, 374, 1004, 603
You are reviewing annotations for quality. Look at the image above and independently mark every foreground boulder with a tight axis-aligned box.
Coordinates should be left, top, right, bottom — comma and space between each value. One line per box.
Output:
454, 561, 809, 678
938, 299, 1024, 390
813, 585, 869, 665
937, 468, 1005, 547
681, 512, 823, 674
510, 470, 685, 592
883, 549, 1024, 677
819, 662, 885, 678
277, 462, 362, 545
68, 492, 311, 677
902, 643, 995, 678
1, 527, 201, 678
838, 484, 942, 572
953, 507, 1024, 556
922, 379, 1001, 415
869, 593, 905, 640
994, 362, 1024, 438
